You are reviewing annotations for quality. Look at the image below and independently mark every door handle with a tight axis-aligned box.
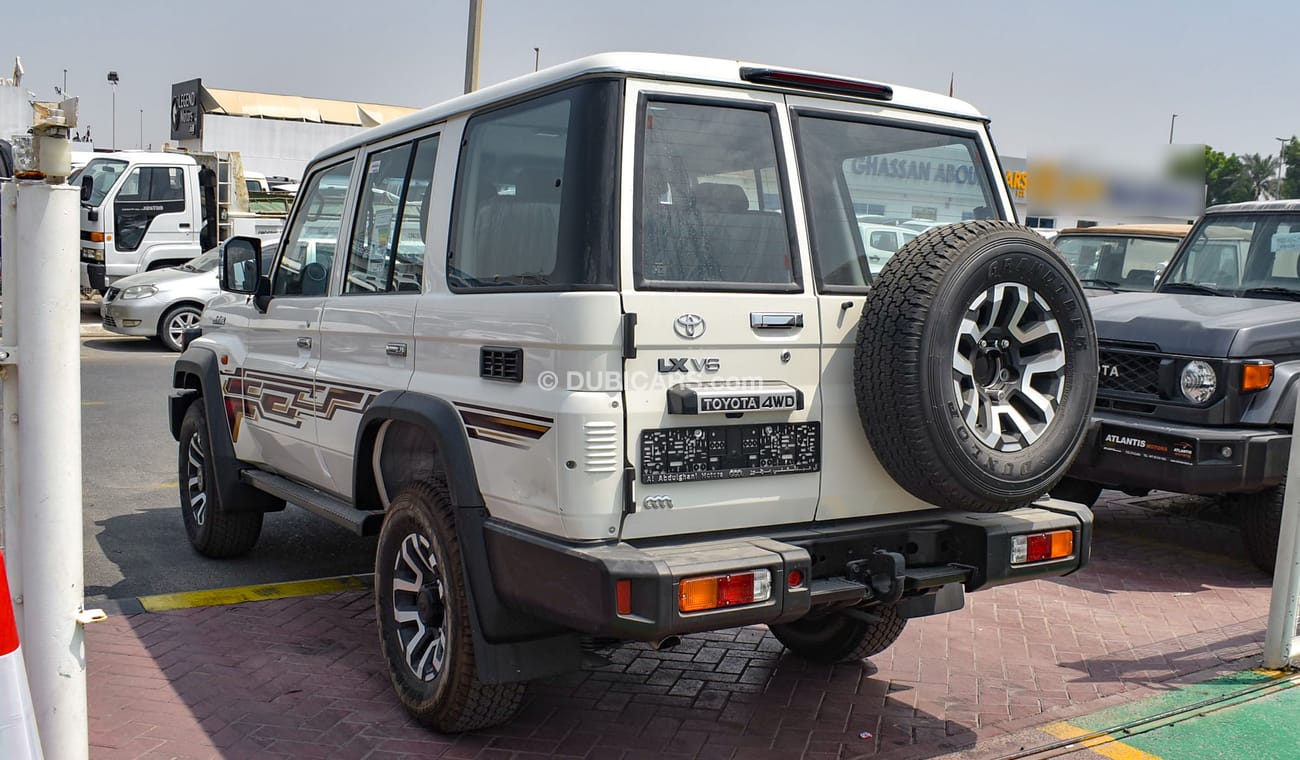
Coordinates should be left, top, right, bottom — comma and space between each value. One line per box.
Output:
750, 312, 804, 329
296, 337, 312, 349
386, 342, 408, 357
178, 222, 191, 228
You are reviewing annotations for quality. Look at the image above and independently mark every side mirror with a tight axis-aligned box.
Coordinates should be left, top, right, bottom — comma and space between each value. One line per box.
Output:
220, 236, 262, 294
80, 175, 93, 203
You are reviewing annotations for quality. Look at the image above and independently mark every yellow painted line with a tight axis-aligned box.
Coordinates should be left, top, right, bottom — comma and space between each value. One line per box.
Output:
1041, 721, 1163, 760
138, 575, 370, 612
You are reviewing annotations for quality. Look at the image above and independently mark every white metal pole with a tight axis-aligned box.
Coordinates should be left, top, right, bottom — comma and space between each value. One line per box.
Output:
14, 177, 86, 759
1263, 398, 1300, 668
0, 180, 19, 634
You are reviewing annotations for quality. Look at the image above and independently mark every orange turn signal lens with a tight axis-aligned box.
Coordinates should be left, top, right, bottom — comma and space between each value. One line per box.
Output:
89, 231, 106, 243
1242, 361, 1274, 393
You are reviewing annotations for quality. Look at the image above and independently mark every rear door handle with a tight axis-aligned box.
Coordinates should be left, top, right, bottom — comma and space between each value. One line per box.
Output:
750, 312, 804, 329
296, 337, 312, 349
178, 222, 191, 228
386, 342, 408, 357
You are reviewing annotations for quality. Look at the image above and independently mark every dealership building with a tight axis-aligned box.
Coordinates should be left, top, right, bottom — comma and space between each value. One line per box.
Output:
168, 78, 418, 180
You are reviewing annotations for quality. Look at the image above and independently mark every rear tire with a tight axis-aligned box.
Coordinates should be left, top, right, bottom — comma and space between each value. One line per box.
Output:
177, 403, 263, 558
375, 480, 525, 732
1050, 477, 1104, 508
855, 221, 1097, 512
770, 605, 906, 663
1229, 481, 1285, 573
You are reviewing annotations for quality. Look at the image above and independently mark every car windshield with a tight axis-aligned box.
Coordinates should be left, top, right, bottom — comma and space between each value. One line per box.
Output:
1053, 233, 1180, 291
78, 158, 129, 207
1158, 213, 1300, 299
178, 250, 221, 272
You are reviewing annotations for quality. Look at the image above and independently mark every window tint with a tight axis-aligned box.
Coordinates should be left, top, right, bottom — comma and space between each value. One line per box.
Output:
449, 81, 618, 290
795, 115, 998, 289
636, 100, 796, 289
119, 166, 185, 202
344, 136, 438, 294
272, 160, 354, 296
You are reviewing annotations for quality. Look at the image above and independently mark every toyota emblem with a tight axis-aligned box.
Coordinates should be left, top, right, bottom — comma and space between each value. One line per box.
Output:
673, 314, 706, 339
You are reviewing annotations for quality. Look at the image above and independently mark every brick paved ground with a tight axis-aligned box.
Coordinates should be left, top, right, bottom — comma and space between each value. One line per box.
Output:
86, 492, 1279, 759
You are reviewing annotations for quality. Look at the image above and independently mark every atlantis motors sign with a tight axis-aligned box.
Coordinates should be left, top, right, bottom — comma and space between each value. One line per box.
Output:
170, 79, 203, 140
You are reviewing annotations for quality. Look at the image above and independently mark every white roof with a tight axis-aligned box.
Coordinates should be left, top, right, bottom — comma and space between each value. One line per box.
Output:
320, 52, 986, 161
83, 150, 197, 167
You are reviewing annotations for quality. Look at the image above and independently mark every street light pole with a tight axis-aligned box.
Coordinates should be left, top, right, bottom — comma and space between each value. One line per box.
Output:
106, 70, 119, 151
534, 47, 540, 72
1277, 137, 1288, 200
138, 109, 143, 150
464, 0, 482, 93
1168, 113, 1177, 144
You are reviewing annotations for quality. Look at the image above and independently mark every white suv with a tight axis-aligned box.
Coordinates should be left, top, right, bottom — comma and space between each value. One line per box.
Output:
169, 53, 1099, 732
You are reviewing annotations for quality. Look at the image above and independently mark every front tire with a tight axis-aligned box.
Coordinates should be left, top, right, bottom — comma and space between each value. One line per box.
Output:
177, 403, 263, 558
856, 221, 1097, 512
375, 480, 525, 732
1228, 480, 1285, 573
769, 605, 907, 664
159, 304, 203, 352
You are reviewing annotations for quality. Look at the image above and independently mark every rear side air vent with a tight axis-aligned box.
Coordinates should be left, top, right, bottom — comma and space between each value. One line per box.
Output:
480, 346, 523, 383
584, 421, 620, 473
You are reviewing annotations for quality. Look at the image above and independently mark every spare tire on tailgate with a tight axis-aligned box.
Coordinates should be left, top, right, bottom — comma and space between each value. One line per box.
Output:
854, 220, 1096, 512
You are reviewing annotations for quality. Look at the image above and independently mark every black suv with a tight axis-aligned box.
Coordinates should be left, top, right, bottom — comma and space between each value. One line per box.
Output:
1056, 201, 1300, 571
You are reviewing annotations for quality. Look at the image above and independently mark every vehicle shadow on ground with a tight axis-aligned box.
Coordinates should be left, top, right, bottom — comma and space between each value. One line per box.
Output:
1052, 627, 1266, 693
85, 504, 376, 601
92, 597, 976, 759
82, 337, 166, 354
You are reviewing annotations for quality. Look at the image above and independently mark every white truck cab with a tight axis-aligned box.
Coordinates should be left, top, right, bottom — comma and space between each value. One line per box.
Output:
79, 151, 284, 293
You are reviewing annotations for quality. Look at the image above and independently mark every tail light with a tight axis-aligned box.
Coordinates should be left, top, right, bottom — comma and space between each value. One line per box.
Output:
679, 569, 772, 613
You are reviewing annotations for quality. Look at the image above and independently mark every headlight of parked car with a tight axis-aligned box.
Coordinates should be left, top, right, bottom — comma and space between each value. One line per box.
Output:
119, 285, 158, 300
1179, 360, 1217, 403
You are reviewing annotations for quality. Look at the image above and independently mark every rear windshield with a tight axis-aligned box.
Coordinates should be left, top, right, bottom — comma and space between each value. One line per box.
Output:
794, 114, 998, 290
635, 99, 798, 291
1054, 234, 1180, 291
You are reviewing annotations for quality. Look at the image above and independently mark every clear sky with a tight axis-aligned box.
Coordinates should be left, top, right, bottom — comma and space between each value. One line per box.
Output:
5, 0, 1297, 165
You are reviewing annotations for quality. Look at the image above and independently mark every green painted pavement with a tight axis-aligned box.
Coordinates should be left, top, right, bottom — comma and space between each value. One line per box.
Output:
1065, 671, 1300, 760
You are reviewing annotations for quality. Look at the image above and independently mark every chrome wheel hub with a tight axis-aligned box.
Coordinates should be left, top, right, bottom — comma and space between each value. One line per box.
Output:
168, 311, 200, 345
391, 532, 447, 682
185, 431, 207, 525
952, 283, 1066, 452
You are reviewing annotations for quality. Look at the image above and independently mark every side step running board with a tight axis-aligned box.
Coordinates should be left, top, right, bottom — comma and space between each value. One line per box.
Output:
241, 469, 384, 536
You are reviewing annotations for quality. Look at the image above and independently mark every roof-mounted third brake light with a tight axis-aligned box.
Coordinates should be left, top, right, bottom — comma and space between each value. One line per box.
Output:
739, 67, 894, 101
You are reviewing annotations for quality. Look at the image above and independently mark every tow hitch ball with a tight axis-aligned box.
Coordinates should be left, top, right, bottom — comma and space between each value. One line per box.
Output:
846, 550, 906, 604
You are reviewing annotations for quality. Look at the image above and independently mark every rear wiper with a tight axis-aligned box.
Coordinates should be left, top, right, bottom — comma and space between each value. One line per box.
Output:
1078, 278, 1121, 292
1240, 286, 1300, 301
1160, 281, 1222, 296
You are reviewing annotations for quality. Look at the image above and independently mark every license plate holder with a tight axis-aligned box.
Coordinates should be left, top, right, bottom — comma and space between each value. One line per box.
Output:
1098, 425, 1195, 466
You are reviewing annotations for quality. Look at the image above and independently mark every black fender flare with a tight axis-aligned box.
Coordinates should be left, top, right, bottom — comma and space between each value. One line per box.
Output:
354, 391, 579, 683
170, 347, 282, 515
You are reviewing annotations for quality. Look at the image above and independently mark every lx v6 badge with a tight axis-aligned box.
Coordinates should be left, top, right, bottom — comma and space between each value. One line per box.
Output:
658, 357, 721, 373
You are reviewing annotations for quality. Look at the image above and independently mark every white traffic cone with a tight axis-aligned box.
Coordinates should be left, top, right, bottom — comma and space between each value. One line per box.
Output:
0, 550, 42, 760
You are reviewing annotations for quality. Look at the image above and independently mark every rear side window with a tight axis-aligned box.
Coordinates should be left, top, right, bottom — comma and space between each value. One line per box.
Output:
449, 80, 619, 290
344, 135, 438, 294
795, 114, 998, 290
635, 99, 797, 290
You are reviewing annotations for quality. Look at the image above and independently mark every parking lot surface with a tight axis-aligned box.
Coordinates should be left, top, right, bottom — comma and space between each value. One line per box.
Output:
87, 492, 1279, 759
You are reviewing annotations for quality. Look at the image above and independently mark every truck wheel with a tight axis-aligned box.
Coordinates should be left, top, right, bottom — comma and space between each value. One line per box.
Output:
770, 605, 906, 663
1230, 480, 1285, 573
855, 221, 1097, 512
159, 304, 203, 352
177, 403, 263, 558
1049, 477, 1104, 508
375, 479, 525, 732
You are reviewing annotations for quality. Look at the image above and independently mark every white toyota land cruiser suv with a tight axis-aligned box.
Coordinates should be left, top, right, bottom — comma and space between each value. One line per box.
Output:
169, 53, 1098, 732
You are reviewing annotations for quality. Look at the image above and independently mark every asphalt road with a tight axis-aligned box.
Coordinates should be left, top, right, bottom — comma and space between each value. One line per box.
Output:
80, 329, 376, 603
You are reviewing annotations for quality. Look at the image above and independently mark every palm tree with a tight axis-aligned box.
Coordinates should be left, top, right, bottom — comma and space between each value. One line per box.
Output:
1240, 153, 1280, 199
